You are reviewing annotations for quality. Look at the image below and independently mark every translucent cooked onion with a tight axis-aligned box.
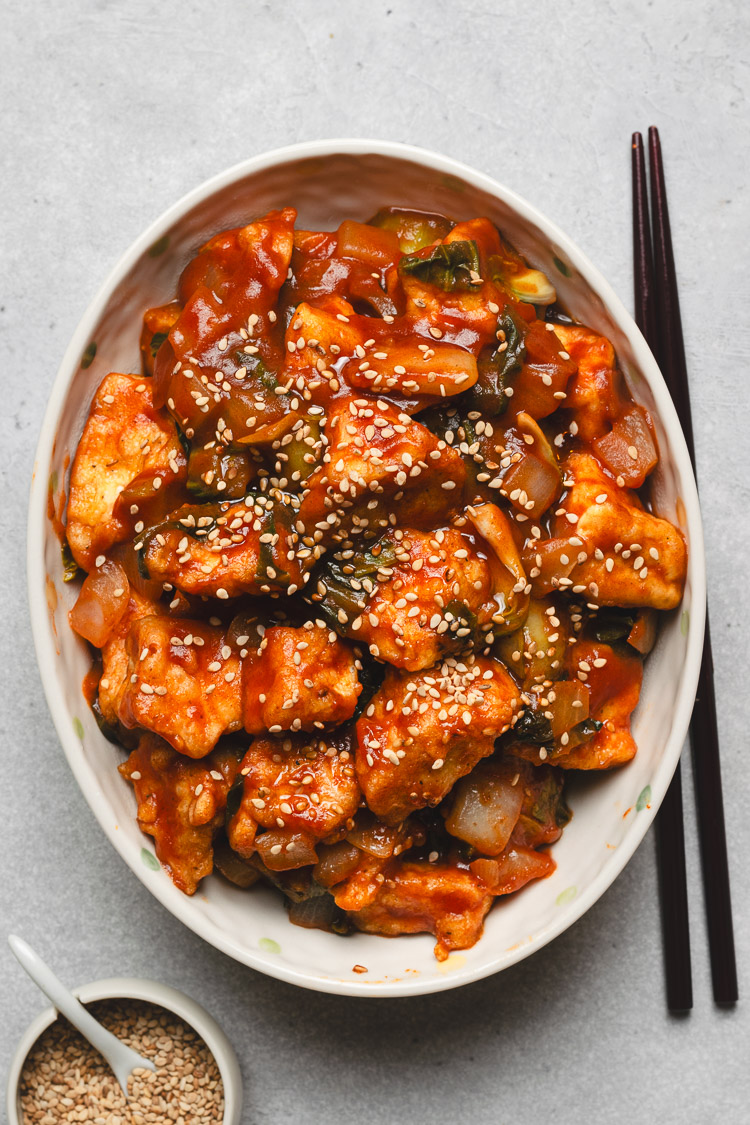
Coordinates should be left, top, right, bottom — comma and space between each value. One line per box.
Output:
346, 815, 400, 858
336, 220, 401, 268
593, 405, 657, 487
255, 831, 318, 872
313, 842, 363, 887
547, 679, 590, 737
69, 560, 130, 648
467, 502, 529, 633
627, 608, 658, 654
470, 846, 555, 895
445, 759, 524, 856
523, 537, 578, 597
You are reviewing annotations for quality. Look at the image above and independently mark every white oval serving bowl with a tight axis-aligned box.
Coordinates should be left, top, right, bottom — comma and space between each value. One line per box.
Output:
27, 139, 705, 997
6, 976, 242, 1124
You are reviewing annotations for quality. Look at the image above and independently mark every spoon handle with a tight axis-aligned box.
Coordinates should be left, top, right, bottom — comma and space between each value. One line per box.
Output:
8, 935, 155, 1094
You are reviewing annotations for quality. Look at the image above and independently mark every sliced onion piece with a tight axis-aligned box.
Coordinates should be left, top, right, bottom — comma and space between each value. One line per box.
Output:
627, 608, 658, 654
346, 813, 401, 858
546, 679, 590, 738
255, 830, 318, 872
467, 502, 529, 634
69, 559, 130, 648
470, 845, 555, 895
313, 841, 363, 887
445, 759, 525, 856
593, 405, 657, 487
522, 537, 578, 597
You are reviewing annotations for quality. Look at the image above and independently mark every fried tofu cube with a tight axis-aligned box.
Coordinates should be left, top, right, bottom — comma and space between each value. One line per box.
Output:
243, 623, 361, 733
140, 494, 309, 599
356, 655, 519, 824
281, 296, 363, 403
98, 591, 161, 726
350, 860, 493, 961
312, 525, 501, 671
119, 735, 240, 894
553, 451, 687, 609
116, 617, 243, 757
297, 396, 466, 545
227, 734, 361, 861
67, 374, 186, 569
510, 640, 643, 770
553, 324, 624, 442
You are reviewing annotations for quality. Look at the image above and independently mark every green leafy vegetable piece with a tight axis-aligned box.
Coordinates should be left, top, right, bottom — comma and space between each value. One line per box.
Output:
513, 708, 553, 746
312, 539, 398, 630
467, 311, 526, 415
368, 207, 454, 253
399, 240, 480, 291
592, 608, 637, 644
61, 541, 81, 583
225, 775, 245, 826
352, 657, 387, 721
149, 331, 168, 358
233, 350, 278, 390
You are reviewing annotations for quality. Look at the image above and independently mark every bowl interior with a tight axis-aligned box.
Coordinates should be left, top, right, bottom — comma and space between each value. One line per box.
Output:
30, 144, 703, 996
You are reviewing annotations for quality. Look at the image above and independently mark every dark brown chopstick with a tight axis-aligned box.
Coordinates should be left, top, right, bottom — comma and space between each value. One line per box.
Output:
632, 132, 692, 1013
647, 126, 738, 1006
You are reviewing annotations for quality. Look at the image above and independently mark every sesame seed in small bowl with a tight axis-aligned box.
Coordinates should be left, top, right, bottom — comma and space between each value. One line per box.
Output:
6, 977, 242, 1125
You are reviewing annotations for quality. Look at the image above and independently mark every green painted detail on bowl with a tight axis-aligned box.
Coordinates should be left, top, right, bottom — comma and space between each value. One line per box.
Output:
141, 848, 161, 871
259, 937, 281, 955
440, 174, 466, 193
681, 609, 689, 636
81, 341, 97, 369
553, 255, 571, 277
636, 785, 652, 812
72, 717, 84, 740
148, 234, 170, 258
49, 470, 59, 494
556, 886, 577, 906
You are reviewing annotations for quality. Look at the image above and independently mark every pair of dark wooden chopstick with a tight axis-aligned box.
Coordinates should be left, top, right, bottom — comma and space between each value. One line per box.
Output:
632, 127, 737, 1010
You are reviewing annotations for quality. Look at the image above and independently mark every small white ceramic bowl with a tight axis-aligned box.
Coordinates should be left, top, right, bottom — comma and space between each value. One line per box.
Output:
6, 976, 242, 1124
27, 139, 705, 997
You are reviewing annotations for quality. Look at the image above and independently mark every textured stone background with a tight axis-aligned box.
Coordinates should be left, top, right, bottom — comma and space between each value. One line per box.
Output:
2, 1, 748, 1120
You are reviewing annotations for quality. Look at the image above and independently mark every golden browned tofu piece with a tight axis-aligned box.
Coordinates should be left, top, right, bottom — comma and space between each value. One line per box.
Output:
297, 396, 466, 544
281, 296, 363, 403
140, 495, 308, 599
67, 374, 186, 570
350, 860, 493, 961
356, 655, 519, 824
117, 617, 243, 757
511, 640, 643, 770
227, 734, 361, 858
98, 591, 161, 726
553, 451, 686, 609
243, 623, 361, 733
119, 735, 240, 894
312, 525, 502, 671
553, 323, 624, 442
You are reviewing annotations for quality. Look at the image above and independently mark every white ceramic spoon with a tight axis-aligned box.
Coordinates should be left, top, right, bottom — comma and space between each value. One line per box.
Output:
8, 935, 156, 1099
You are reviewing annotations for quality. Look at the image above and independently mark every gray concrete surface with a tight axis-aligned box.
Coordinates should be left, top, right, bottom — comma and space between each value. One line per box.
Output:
2, 1, 749, 1121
